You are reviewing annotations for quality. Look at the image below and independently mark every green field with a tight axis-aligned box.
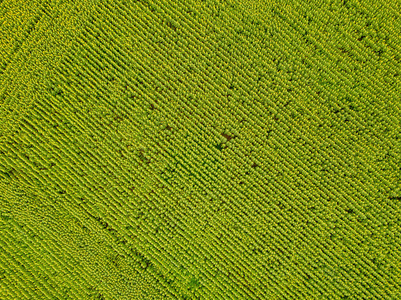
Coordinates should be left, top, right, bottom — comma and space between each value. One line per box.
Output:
0, 0, 400, 299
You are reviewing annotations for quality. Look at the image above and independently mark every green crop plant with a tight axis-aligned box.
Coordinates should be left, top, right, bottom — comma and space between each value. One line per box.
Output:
0, 0, 400, 299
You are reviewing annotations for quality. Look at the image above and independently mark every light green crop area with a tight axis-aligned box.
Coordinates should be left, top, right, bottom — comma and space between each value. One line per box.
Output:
0, 0, 400, 299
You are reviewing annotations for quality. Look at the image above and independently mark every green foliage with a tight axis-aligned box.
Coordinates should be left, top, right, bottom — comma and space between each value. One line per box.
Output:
0, 0, 401, 299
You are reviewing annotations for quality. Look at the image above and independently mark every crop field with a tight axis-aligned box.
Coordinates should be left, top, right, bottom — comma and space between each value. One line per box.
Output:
0, 0, 400, 299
